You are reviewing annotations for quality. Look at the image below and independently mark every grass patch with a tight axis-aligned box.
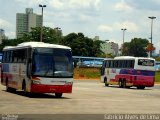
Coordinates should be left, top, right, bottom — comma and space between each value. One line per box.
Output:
155, 71, 160, 83
74, 67, 100, 79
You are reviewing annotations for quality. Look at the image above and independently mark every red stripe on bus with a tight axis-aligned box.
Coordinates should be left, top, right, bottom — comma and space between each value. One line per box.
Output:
31, 84, 72, 93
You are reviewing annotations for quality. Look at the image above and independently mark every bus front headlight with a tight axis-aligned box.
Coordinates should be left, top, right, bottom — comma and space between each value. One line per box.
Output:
32, 80, 41, 84
65, 82, 73, 85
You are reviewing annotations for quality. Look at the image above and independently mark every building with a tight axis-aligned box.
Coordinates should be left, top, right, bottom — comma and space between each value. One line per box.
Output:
93, 36, 100, 41
100, 41, 119, 56
16, 8, 42, 38
0, 29, 6, 44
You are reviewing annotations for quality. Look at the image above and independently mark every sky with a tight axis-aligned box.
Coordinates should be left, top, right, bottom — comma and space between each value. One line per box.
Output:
0, 0, 160, 53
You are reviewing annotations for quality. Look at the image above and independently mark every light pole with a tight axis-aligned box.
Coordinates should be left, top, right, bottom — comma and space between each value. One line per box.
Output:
121, 28, 127, 55
148, 16, 156, 57
39, 4, 46, 42
121, 28, 127, 45
54, 27, 62, 43
54, 27, 61, 33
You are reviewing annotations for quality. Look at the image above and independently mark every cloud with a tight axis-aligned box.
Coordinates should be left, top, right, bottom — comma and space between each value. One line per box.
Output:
44, 22, 55, 28
69, 0, 100, 10
79, 14, 95, 22
114, 21, 139, 32
49, 0, 100, 11
49, 0, 64, 10
98, 25, 113, 32
5, 32, 15, 39
0, 18, 13, 28
15, 0, 44, 6
98, 21, 139, 33
115, 0, 133, 12
125, 0, 160, 11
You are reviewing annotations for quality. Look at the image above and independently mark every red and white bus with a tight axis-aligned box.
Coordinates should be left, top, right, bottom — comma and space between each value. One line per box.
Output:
100, 56, 155, 89
1, 42, 73, 97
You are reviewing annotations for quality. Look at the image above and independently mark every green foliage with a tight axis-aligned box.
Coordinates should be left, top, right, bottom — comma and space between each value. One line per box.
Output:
122, 38, 149, 57
0, 27, 104, 57
155, 72, 160, 83
62, 32, 104, 57
155, 57, 160, 61
106, 53, 115, 58
21, 27, 62, 44
0, 39, 23, 52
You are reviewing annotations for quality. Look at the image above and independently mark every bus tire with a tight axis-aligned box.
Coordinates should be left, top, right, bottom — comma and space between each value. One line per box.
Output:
55, 93, 63, 98
104, 78, 109, 86
6, 79, 11, 92
22, 80, 27, 93
123, 80, 126, 88
137, 86, 145, 89
119, 79, 123, 88
6, 80, 16, 92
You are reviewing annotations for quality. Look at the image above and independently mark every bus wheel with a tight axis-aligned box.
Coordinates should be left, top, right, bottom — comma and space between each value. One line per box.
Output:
123, 80, 126, 88
6, 80, 11, 92
104, 78, 109, 86
137, 86, 145, 89
22, 81, 27, 93
55, 93, 63, 98
119, 80, 123, 88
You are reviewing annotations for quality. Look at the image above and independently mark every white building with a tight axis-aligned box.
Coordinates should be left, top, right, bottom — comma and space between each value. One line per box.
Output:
100, 41, 119, 56
16, 8, 42, 38
0, 29, 7, 44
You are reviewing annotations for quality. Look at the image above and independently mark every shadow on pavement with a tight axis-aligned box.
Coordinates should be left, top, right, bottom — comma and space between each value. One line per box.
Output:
2, 90, 70, 99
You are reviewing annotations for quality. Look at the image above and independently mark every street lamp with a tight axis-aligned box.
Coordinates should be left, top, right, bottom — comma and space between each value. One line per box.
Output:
54, 27, 61, 32
148, 16, 156, 57
39, 4, 47, 42
121, 28, 127, 56
121, 28, 127, 44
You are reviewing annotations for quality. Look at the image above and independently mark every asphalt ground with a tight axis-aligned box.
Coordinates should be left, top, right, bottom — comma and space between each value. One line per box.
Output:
0, 80, 160, 120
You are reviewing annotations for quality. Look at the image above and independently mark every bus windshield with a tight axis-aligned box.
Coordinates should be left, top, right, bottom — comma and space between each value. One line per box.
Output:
32, 48, 73, 78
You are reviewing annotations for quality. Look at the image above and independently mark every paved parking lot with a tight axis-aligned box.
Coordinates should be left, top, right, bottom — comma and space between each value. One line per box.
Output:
0, 80, 160, 119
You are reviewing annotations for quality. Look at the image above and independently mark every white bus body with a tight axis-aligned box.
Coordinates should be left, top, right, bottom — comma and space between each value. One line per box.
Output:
1, 42, 73, 97
101, 56, 155, 89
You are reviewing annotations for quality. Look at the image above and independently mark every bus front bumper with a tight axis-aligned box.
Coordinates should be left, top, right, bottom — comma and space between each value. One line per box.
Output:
31, 84, 72, 93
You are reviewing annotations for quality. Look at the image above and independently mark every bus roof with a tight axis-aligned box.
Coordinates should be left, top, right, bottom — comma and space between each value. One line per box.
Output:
114, 56, 155, 60
3, 42, 71, 50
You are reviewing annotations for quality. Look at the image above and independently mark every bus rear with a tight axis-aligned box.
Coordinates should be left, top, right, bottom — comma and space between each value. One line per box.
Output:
132, 58, 155, 88
100, 56, 155, 89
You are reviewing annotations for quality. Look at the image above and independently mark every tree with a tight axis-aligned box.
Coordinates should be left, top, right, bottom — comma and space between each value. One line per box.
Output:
121, 42, 130, 56
0, 39, 19, 52
21, 27, 62, 44
62, 32, 104, 57
92, 40, 105, 57
0, 27, 104, 57
122, 38, 149, 57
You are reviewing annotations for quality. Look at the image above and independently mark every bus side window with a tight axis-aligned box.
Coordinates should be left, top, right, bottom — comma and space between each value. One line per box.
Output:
110, 60, 114, 68
6, 51, 11, 62
118, 60, 121, 68
13, 50, 18, 62
121, 60, 125, 68
130, 60, 134, 68
10, 51, 13, 62
106, 61, 109, 68
2, 51, 6, 62
115, 60, 118, 68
